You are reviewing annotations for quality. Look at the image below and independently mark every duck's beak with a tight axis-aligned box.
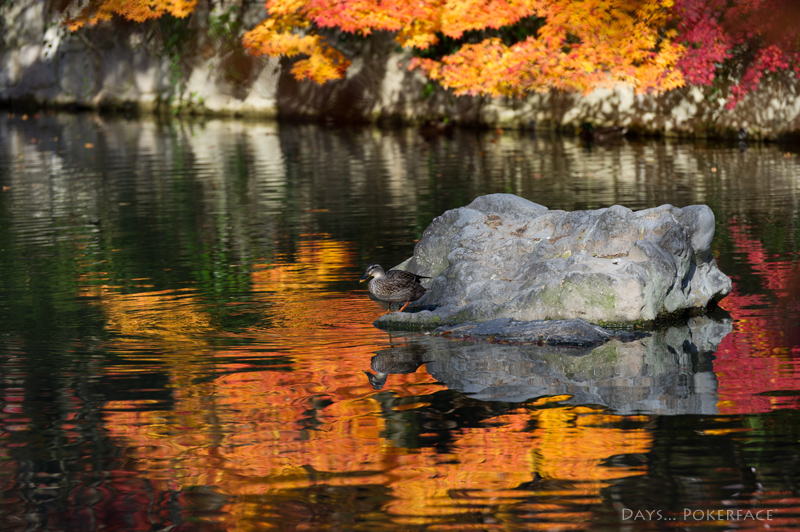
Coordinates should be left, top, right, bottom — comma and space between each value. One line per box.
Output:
359, 273, 370, 282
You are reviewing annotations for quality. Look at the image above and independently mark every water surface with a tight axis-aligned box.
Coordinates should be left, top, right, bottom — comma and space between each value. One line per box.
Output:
1, 113, 799, 530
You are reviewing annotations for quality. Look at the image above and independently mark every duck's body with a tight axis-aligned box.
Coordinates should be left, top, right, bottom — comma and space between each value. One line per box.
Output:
360, 263, 428, 313
419, 119, 455, 140
578, 122, 628, 143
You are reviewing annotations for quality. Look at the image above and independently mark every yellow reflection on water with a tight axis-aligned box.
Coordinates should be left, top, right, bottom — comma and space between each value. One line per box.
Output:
80, 285, 215, 346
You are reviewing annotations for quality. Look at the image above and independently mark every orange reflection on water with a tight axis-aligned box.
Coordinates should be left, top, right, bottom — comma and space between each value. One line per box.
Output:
82, 234, 656, 527
81, 285, 215, 346
105, 389, 651, 528
385, 406, 650, 523
253, 237, 352, 293
250, 236, 361, 330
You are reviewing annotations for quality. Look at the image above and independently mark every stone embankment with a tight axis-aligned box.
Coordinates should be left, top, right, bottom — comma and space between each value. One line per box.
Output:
3, 3, 800, 138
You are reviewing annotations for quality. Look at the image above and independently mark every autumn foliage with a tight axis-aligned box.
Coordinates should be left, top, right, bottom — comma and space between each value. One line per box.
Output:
64, 0, 198, 28
674, 0, 800, 108
61, 0, 800, 105
239, 0, 686, 95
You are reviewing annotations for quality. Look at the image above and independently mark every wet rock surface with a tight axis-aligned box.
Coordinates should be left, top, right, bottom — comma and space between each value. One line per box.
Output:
433, 318, 644, 348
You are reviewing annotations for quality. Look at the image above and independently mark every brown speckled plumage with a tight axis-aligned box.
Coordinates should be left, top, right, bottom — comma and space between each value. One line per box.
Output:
360, 263, 428, 313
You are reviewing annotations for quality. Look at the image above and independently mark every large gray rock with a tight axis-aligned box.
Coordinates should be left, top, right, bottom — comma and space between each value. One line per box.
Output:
377, 194, 732, 329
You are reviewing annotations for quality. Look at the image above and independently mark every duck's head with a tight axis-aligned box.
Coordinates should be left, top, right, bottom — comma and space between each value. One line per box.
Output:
363, 370, 388, 390
360, 263, 385, 282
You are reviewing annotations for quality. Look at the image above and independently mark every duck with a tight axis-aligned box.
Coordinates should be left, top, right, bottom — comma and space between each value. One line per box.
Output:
419, 118, 455, 140
359, 263, 428, 313
578, 122, 628, 143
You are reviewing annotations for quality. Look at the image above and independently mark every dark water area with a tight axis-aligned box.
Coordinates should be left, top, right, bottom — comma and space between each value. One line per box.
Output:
1, 112, 799, 530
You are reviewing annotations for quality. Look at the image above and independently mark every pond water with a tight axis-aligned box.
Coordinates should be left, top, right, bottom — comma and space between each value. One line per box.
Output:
1, 112, 799, 531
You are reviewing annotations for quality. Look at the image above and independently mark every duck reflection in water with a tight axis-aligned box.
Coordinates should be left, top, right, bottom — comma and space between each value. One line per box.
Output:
738, 128, 748, 152
359, 263, 429, 314
364, 343, 430, 390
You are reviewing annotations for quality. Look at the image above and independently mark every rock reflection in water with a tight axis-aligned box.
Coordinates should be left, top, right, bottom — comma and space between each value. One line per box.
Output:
367, 316, 731, 415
